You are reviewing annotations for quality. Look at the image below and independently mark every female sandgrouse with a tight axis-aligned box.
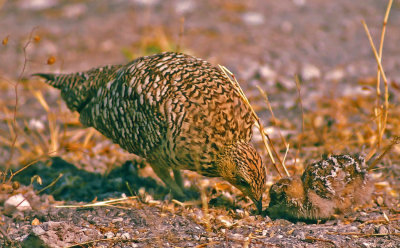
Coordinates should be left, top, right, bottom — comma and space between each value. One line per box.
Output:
35, 52, 267, 212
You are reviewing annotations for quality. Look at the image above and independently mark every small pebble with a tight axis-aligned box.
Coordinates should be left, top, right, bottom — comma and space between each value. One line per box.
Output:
293, 0, 306, 7
325, 68, 345, 81
292, 230, 306, 240
376, 196, 384, 206
112, 217, 124, 223
242, 12, 265, 25
104, 231, 114, 239
175, 0, 195, 14
361, 242, 372, 248
258, 64, 276, 80
378, 226, 388, 234
301, 64, 321, 80
348, 226, 358, 232
4, 194, 31, 215
32, 226, 46, 236
362, 224, 375, 235
121, 232, 131, 240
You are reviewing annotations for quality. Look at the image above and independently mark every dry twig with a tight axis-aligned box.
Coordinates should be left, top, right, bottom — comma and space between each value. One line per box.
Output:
218, 65, 289, 177
294, 75, 305, 167
56, 196, 138, 208
4, 27, 38, 181
375, 0, 393, 148
37, 173, 63, 194
327, 232, 400, 238
368, 136, 400, 171
256, 85, 288, 148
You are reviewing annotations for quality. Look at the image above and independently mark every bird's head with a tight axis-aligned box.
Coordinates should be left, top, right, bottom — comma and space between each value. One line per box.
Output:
268, 176, 305, 206
266, 176, 306, 220
217, 141, 267, 213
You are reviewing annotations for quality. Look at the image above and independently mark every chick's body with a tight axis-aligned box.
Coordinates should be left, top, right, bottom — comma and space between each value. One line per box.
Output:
267, 154, 373, 221
36, 52, 266, 210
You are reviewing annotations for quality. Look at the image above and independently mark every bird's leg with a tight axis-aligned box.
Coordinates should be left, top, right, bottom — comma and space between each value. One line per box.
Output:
173, 169, 184, 190
149, 164, 185, 199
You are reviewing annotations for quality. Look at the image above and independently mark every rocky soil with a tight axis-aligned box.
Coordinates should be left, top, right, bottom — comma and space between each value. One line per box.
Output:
1, 0, 400, 247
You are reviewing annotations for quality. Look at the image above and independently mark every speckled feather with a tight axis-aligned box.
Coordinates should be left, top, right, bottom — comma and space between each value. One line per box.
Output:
301, 154, 369, 199
35, 52, 266, 209
267, 154, 373, 221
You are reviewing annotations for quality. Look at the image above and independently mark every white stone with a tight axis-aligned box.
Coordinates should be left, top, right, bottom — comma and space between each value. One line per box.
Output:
104, 231, 114, 239
259, 65, 277, 80
28, 119, 45, 131
32, 226, 46, 236
4, 194, 32, 214
325, 68, 345, 81
132, 0, 159, 7
292, 0, 306, 6
18, 0, 58, 10
242, 12, 265, 26
121, 232, 131, 240
301, 64, 321, 80
63, 4, 87, 18
175, 0, 195, 14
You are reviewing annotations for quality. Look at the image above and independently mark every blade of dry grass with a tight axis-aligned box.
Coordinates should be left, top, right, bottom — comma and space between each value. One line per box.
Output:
83, 128, 96, 148
31, 89, 50, 112
375, 0, 393, 148
64, 237, 153, 248
368, 136, 400, 171
4, 27, 37, 181
294, 75, 305, 167
7, 150, 58, 182
218, 65, 289, 177
365, 144, 377, 162
48, 113, 59, 155
256, 85, 288, 148
282, 143, 290, 166
176, 17, 185, 53
55, 196, 138, 208
37, 173, 63, 194
362, 17, 390, 150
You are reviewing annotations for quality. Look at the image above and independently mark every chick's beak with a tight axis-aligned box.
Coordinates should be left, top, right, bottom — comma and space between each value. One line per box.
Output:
253, 196, 263, 214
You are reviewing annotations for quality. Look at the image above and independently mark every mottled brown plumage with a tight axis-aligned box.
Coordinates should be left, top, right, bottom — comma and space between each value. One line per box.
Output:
35, 52, 267, 212
267, 154, 373, 221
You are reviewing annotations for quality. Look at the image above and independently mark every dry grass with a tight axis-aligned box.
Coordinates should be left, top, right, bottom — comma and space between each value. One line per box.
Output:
0, 1, 398, 224
219, 64, 289, 178
373, 0, 393, 148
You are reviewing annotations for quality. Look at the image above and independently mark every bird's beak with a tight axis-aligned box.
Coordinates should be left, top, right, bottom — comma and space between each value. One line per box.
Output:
253, 196, 263, 214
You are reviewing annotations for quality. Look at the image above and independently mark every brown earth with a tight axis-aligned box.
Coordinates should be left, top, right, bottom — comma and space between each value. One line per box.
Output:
1, 0, 400, 247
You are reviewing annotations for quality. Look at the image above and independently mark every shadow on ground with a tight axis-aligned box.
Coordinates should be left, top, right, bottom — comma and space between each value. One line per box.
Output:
14, 157, 169, 202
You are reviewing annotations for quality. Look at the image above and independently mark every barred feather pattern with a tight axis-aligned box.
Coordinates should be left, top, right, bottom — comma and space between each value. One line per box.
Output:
38, 52, 256, 177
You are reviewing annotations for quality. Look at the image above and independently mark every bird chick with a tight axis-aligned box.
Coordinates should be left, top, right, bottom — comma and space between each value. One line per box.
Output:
267, 154, 373, 221
34, 52, 267, 212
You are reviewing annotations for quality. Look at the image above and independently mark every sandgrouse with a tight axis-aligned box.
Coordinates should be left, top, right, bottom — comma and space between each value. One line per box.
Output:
35, 52, 267, 212
267, 154, 373, 221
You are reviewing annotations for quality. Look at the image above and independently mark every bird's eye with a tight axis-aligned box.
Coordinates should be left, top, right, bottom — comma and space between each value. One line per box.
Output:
238, 178, 248, 187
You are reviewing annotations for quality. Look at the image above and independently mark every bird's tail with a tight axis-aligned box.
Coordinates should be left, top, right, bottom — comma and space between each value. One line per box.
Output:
32, 73, 55, 81
33, 71, 92, 111
32, 72, 85, 90
33, 65, 121, 112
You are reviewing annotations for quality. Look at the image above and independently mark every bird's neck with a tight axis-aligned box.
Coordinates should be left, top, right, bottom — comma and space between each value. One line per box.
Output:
216, 142, 242, 182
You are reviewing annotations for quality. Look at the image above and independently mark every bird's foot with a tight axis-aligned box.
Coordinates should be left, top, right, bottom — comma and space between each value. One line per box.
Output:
169, 186, 199, 202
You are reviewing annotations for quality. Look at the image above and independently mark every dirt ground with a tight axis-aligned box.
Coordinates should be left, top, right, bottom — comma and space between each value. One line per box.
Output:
1, 0, 400, 247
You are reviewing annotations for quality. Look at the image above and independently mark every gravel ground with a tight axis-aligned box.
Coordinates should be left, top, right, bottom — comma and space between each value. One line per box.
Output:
1, 0, 400, 247
4, 200, 400, 247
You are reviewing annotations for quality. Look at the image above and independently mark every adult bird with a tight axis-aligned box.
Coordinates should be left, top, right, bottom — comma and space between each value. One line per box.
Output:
35, 52, 267, 212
